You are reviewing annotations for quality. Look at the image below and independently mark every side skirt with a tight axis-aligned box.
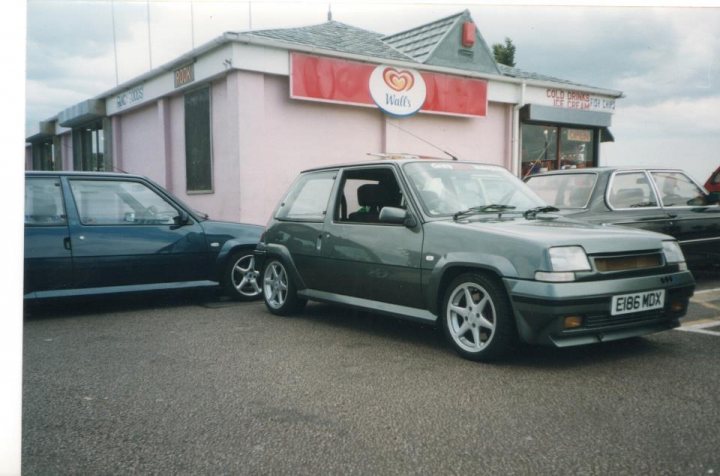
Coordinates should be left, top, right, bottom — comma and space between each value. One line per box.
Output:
298, 289, 437, 324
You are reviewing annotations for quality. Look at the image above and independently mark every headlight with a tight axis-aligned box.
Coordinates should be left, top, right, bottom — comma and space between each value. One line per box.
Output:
662, 241, 687, 270
548, 246, 591, 272
535, 246, 591, 282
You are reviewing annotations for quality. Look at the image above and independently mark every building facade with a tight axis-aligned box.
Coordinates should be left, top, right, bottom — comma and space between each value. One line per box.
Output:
25, 10, 622, 225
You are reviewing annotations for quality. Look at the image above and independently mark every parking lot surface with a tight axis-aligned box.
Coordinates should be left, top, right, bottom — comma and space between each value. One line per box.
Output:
23, 279, 720, 475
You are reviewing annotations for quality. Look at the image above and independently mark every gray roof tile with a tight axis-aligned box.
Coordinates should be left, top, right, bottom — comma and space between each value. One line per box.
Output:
381, 12, 463, 62
247, 21, 414, 62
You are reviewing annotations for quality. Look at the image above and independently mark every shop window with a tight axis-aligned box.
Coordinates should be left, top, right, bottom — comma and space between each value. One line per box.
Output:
73, 121, 106, 171
560, 128, 594, 170
185, 87, 212, 192
521, 124, 597, 177
32, 139, 56, 171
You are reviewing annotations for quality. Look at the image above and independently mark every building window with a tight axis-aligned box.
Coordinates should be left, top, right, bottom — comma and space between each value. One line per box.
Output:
521, 123, 596, 177
184, 87, 212, 192
32, 139, 56, 171
73, 121, 106, 171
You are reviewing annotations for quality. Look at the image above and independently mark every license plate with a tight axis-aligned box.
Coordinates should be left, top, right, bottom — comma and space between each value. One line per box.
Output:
611, 289, 665, 316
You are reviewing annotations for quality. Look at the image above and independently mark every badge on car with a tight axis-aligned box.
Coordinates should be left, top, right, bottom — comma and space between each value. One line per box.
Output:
611, 289, 665, 316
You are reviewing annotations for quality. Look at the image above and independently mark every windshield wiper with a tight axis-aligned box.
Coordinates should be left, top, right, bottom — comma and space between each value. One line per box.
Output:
523, 205, 559, 219
453, 204, 516, 220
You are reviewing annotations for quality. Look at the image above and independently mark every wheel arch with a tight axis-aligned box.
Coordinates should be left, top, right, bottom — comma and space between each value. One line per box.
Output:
427, 253, 517, 316
214, 240, 257, 282
259, 243, 308, 291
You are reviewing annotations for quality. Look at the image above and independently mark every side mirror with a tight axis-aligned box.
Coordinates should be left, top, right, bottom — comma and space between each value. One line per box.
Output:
379, 207, 417, 227
707, 192, 720, 205
173, 210, 190, 227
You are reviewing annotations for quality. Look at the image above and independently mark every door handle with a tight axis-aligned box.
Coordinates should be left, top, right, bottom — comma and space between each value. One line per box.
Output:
63, 237, 71, 250
666, 213, 678, 219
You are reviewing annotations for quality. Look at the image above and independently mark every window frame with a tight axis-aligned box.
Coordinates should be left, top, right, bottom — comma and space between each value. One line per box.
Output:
605, 170, 661, 211
331, 165, 409, 226
184, 85, 214, 194
24, 177, 68, 227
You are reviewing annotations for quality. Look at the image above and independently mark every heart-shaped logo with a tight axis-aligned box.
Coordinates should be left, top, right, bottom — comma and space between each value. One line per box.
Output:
383, 68, 415, 92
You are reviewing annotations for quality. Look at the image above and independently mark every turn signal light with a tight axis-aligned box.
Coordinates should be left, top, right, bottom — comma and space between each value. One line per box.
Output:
563, 315, 583, 329
670, 300, 684, 312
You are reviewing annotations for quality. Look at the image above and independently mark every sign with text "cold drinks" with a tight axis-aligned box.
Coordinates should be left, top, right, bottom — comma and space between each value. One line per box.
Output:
290, 53, 487, 118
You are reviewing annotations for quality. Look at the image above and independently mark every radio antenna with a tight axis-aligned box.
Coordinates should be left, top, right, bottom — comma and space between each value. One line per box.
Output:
385, 120, 459, 160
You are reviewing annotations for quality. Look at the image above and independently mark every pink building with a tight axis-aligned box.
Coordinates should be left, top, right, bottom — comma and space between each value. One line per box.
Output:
25, 10, 621, 225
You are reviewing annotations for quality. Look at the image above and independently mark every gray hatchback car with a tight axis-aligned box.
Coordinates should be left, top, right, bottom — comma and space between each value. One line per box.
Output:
255, 158, 695, 361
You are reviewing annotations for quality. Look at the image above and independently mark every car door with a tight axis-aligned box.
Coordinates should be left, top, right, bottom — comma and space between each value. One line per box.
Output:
64, 176, 210, 289
24, 176, 74, 295
649, 170, 720, 261
319, 165, 424, 309
595, 170, 674, 236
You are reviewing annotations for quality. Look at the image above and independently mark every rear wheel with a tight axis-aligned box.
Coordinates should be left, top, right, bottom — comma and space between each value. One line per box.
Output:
262, 259, 306, 315
441, 273, 517, 361
222, 250, 262, 301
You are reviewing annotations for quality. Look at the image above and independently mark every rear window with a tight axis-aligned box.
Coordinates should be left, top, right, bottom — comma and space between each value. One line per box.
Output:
525, 173, 597, 209
276, 171, 336, 222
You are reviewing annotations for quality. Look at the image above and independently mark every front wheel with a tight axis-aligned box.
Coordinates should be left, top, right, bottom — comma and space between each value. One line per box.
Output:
222, 251, 262, 301
262, 259, 306, 315
441, 273, 517, 361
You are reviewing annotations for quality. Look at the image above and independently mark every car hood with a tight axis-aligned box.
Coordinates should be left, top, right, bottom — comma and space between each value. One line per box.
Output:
429, 215, 670, 255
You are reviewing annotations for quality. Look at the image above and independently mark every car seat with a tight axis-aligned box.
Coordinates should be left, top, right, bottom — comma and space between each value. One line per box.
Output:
348, 184, 385, 222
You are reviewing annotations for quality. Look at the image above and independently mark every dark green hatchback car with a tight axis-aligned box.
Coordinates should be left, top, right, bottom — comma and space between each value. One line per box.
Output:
255, 159, 695, 361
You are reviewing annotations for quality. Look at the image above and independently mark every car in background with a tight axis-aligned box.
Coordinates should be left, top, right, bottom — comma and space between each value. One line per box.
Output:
705, 165, 720, 193
524, 167, 720, 268
255, 158, 694, 361
25, 171, 262, 301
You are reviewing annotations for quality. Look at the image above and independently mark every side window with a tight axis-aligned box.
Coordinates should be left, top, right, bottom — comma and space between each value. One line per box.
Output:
69, 180, 180, 225
651, 171, 706, 207
608, 172, 658, 209
25, 178, 66, 226
335, 167, 405, 224
276, 171, 336, 222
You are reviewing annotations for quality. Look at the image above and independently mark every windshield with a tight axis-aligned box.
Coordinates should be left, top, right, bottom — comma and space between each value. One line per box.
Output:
403, 162, 545, 216
525, 173, 597, 209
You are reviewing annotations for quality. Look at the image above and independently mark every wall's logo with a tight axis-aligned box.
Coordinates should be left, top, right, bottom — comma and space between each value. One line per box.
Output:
369, 65, 426, 117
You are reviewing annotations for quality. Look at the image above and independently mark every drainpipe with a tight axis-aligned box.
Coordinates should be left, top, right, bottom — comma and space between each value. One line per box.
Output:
511, 81, 526, 177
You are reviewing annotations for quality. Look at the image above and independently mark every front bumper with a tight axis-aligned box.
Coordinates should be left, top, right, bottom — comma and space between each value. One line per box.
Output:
504, 271, 695, 347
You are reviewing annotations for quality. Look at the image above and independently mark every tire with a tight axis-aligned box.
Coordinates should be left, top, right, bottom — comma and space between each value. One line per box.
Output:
441, 273, 517, 361
222, 250, 262, 301
262, 259, 306, 316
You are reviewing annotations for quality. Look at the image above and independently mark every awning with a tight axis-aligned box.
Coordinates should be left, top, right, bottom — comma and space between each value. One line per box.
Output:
25, 120, 56, 142
600, 127, 614, 143
58, 99, 106, 128
521, 104, 613, 128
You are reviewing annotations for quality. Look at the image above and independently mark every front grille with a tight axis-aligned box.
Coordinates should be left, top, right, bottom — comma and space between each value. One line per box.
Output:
593, 252, 663, 272
584, 309, 669, 328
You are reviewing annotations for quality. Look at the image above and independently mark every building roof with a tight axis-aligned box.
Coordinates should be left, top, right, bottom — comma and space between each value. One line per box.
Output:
497, 64, 596, 89
381, 11, 464, 63
247, 21, 414, 62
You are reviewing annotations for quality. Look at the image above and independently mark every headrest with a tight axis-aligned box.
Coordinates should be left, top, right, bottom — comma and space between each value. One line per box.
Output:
357, 184, 384, 208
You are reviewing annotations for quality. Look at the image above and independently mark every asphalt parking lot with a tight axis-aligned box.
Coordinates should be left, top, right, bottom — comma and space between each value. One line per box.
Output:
22, 276, 720, 475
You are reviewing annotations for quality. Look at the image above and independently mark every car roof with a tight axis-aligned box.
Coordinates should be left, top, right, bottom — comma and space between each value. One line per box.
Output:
528, 167, 687, 177
26, 170, 142, 179
300, 157, 507, 173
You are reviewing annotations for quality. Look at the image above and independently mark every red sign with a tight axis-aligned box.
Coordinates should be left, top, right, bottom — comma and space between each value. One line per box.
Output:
290, 53, 487, 117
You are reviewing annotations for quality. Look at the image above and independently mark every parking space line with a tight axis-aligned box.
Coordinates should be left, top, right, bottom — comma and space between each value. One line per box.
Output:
677, 319, 720, 336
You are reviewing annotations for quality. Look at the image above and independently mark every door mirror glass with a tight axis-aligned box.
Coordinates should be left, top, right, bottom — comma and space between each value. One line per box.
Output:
379, 206, 416, 227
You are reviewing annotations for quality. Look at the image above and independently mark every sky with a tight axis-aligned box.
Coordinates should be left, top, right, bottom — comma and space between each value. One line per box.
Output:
24, 0, 720, 183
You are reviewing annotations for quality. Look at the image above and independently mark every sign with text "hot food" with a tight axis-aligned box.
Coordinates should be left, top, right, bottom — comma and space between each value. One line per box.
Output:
290, 53, 487, 118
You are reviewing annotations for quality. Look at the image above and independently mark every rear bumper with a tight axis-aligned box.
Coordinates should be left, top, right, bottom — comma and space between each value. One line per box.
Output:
504, 271, 695, 347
